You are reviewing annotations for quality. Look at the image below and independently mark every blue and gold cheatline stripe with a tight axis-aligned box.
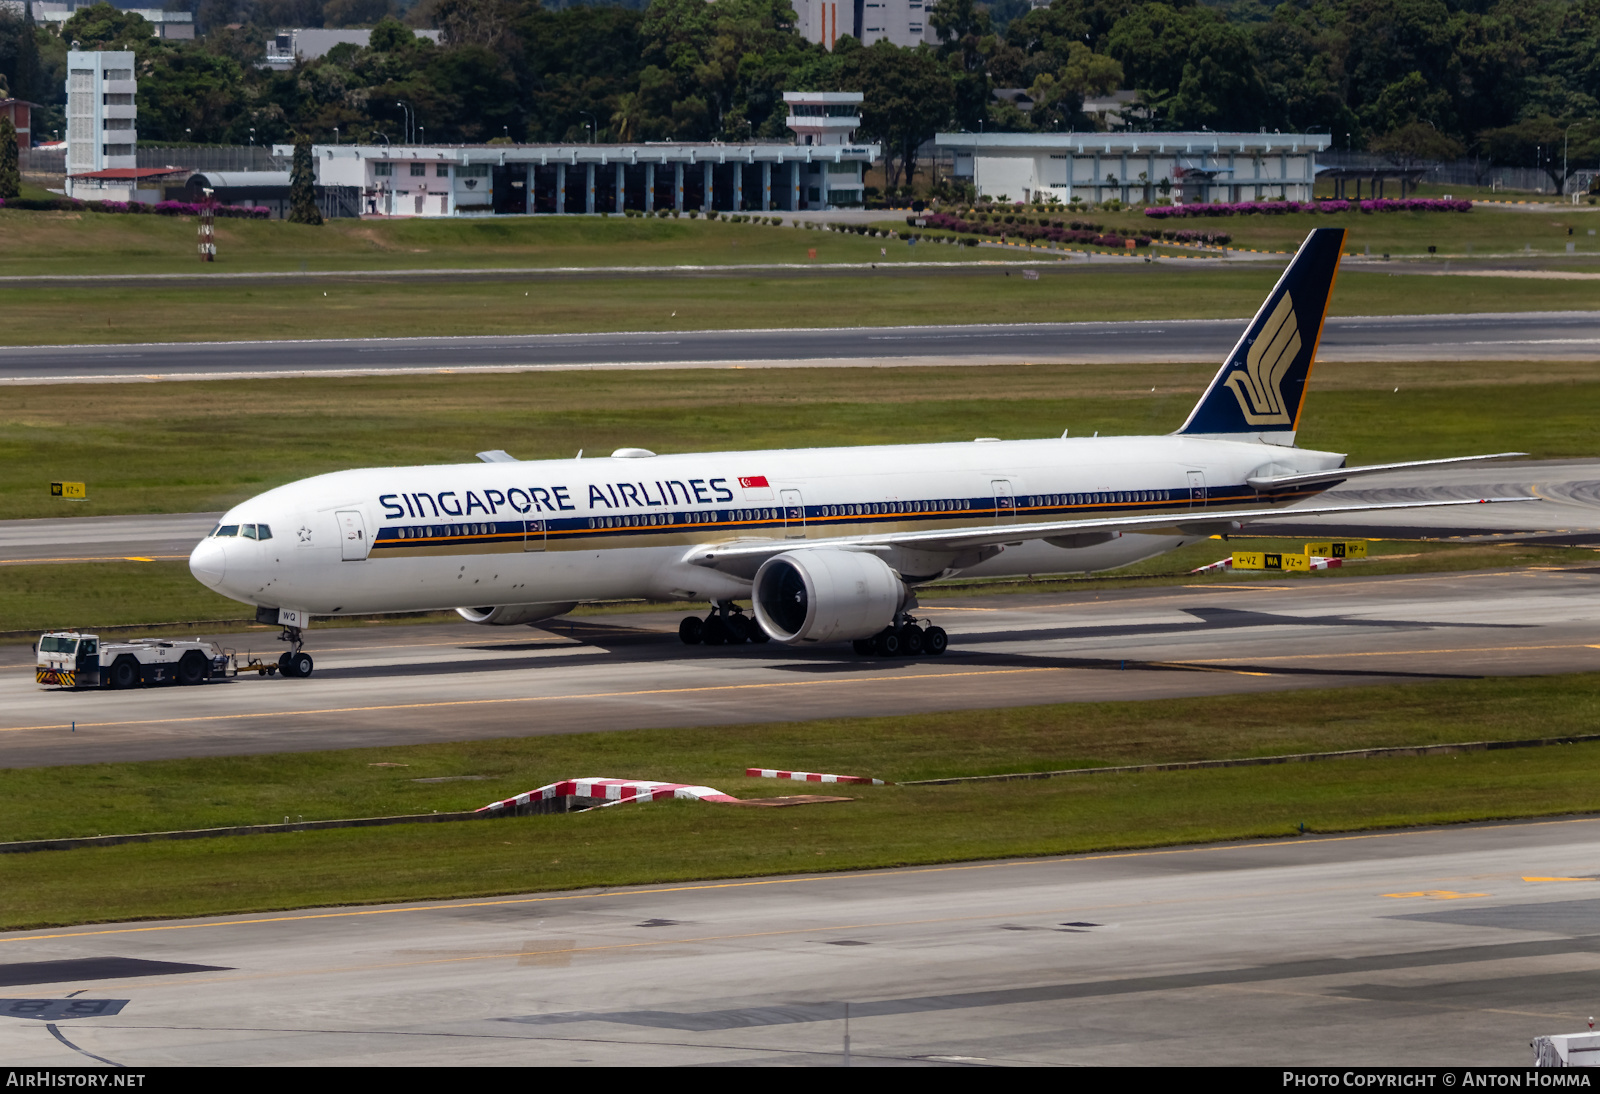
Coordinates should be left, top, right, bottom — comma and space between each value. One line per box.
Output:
369, 483, 1327, 556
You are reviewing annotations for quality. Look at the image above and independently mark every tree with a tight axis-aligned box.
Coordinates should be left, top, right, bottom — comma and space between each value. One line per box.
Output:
0, 116, 19, 201
1480, 115, 1600, 194
1370, 121, 1465, 168
0, 3, 43, 105
59, 3, 155, 51
287, 132, 322, 224
839, 41, 955, 189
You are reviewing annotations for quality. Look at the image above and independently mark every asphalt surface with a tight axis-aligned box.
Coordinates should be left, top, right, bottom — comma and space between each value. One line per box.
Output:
4, 816, 1600, 1065
3, 311, 1598, 383
4, 563, 1599, 767
3, 459, 1595, 566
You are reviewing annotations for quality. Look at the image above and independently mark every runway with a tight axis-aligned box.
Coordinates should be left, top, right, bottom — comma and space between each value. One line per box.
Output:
3, 311, 1598, 383
3, 815, 1599, 1065
4, 563, 1599, 768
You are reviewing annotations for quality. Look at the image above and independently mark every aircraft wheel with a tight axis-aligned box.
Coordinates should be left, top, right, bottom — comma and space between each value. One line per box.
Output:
745, 620, 770, 644
702, 616, 729, 646
287, 652, 314, 678
923, 626, 948, 655
278, 651, 295, 675
899, 625, 925, 657
852, 639, 874, 656
873, 628, 902, 657
678, 616, 704, 645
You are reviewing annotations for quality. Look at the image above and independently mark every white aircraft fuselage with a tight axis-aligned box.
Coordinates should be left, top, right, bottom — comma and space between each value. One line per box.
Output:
188, 433, 1346, 618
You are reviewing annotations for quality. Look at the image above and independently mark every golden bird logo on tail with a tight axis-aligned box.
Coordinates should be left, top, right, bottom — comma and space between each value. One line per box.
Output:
1223, 292, 1301, 426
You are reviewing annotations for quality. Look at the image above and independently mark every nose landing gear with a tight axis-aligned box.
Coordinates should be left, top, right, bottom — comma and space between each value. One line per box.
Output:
276, 625, 314, 678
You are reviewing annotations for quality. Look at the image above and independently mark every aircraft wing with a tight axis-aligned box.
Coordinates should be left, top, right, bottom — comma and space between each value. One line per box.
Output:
685, 495, 1536, 573
1246, 452, 1526, 491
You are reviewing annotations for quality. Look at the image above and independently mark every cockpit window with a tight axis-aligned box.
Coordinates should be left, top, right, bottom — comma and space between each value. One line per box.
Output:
216, 525, 239, 537
209, 524, 221, 537
256, 524, 272, 541
241, 524, 258, 539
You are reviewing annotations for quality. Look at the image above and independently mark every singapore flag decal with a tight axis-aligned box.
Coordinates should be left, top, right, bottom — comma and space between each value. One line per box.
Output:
738, 475, 770, 489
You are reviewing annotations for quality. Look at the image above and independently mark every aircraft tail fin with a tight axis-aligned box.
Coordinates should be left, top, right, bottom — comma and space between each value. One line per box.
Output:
1175, 227, 1347, 445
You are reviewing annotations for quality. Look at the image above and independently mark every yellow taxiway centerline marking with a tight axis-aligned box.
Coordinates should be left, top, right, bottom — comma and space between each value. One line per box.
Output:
1523, 876, 1595, 882
1382, 890, 1487, 900
6, 814, 1599, 946
0, 554, 189, 566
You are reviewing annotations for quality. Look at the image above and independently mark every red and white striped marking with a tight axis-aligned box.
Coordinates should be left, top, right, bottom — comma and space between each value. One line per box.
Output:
1190, 557, 1234, 573
746, 768, 887, 786
479, 777, 740, 814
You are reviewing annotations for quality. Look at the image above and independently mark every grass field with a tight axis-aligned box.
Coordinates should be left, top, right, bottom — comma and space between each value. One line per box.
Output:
899, 202, 1600, 259
5, 264, 1598, 349
2, 360, 1595, 521
1, 202, 1597, 278
3, 672, 1599, 928
0, 208, 959, 277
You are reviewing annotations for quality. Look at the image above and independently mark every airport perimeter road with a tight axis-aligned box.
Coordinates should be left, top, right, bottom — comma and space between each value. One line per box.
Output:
3, 311, 1598, 383
3, 564, 1598, 767
3, 816, 1599, 1065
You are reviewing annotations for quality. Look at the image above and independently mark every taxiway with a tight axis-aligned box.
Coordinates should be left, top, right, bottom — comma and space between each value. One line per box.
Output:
2, 816, 1598, 1065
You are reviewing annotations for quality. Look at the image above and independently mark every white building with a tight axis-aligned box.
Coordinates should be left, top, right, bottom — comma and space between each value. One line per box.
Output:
791, 0, 934, 49
274, 139, 878, 217
64, 50, 135, 191
3, 2, 192, 38
935, 132, 1333, 204
783, 90, 862, 147
264, 27, 444, 69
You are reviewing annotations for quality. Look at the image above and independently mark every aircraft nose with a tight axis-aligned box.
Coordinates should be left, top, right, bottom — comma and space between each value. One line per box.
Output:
189, 538, 226, 588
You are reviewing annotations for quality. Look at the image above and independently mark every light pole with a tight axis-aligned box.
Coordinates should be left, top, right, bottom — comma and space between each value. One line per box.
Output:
579, 111, 596, 144
248, 127, 255, 147
332, 126, 338, 145
395, 101, 413, 144
418, 125, 424, 146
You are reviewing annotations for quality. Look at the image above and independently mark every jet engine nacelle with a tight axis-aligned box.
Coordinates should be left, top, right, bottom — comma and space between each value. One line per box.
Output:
456, 602, 578, 626
752, 549, 908, 644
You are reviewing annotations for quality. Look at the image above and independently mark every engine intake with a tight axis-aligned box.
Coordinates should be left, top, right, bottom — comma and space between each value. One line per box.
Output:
752, 549, 907, 644
456, 602, 578, 626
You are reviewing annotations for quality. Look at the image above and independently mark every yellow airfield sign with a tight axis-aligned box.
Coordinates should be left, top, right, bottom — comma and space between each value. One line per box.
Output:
1303, 540, 1368, 559
50, 481, 87, 500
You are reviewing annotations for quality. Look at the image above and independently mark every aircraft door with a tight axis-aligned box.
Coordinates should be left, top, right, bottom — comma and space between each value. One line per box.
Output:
1187, 470, 1207, 508
524, 518, 546, 552
781, 489, 805, 538
992, 479, 1016, 523
337, 510, 370, 560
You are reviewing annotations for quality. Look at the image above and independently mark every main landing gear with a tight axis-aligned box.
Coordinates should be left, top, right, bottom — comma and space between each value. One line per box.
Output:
275, 625, 314, 679
678, 602, 769, 647
851, 614, 947, 658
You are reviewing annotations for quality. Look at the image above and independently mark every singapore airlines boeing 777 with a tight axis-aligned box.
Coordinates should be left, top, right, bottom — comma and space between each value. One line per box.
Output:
188, 228, 1522, 677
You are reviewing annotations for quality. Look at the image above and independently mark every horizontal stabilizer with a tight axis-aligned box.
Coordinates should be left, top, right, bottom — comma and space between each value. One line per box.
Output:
1247, 452, 1528, 491
476, 450, 518, 463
